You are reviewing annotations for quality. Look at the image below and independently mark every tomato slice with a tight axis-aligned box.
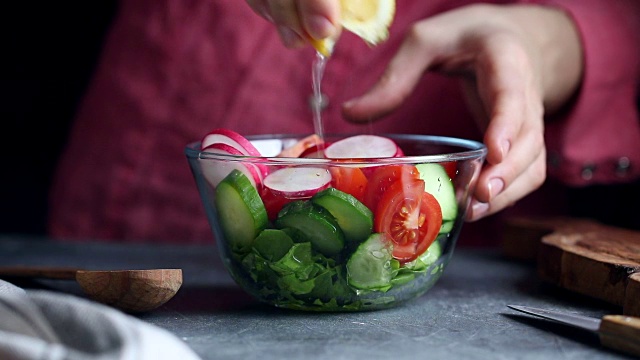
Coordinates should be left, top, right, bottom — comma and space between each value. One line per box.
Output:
374, 178, 443, 263
441, 161, 457, 180
363, 165, 420, 212
329, 166, 368, 203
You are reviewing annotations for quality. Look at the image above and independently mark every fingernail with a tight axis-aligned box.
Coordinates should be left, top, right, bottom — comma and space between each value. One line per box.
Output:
488, 178, 504, 200
258, 3, 274, 22
471, 202, 489, 220
306, 15, 335, 39
278, 26, 302, 47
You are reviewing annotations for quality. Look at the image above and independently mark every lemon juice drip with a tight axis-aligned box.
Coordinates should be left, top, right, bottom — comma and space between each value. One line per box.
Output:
311, 52, 328, 145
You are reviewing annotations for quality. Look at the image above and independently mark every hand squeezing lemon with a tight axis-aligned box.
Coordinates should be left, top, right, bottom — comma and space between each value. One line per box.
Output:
311, 0, 396, 57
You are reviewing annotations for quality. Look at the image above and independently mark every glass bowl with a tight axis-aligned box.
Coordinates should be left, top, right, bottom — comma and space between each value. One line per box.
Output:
185, 133, 486, 311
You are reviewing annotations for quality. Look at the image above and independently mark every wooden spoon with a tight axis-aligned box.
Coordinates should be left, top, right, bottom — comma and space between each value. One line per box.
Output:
0, 266, 182, 313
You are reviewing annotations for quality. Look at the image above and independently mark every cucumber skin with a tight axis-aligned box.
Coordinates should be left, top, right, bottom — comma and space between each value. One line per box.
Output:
275, 201, 345, 257
215, 170, 268, 253
311, 188, 373, 244
416, 163, 458, 223
346, 233, 394, 290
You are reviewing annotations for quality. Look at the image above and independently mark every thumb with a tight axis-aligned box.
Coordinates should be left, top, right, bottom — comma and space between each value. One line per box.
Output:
299, 0, 341, 40
342, 30, 436, 122
341, 6, 489, 122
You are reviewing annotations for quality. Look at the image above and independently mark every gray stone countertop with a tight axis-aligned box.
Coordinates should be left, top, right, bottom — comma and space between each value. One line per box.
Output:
0, 236, 633, 360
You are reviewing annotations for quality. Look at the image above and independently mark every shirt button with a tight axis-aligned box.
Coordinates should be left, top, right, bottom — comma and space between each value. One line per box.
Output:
616, 157, 631, 177
581, 163, 596, 180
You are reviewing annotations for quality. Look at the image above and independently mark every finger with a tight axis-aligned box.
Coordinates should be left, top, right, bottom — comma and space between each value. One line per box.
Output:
267, 0, 300, 28
267, 0, 306, 47
470, 36, 544, 204
298, 0, 340, 40
341, 6, 490, 122
342, 22, 443, 122
459, 78, 490, 129
246, 0, 273, 22
466, 149, 546, 221
476, 36, 543, 166
476, 121, 545, 203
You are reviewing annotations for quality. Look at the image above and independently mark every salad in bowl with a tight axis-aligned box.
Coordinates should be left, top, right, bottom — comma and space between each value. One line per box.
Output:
185, 130, 486, 311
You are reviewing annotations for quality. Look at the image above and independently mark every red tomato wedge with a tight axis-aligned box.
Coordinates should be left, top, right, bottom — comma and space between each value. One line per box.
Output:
329, 167, 368, 203
441, 161, 457, 180
374, 178, 443, 263
260, 186, 294, 221
363, 165, 420, 212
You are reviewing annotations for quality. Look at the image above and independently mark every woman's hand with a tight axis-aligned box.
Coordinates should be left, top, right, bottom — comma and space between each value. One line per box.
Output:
342, 4, 583, 221
245, 0, 340, 48
245, 2, 584, 222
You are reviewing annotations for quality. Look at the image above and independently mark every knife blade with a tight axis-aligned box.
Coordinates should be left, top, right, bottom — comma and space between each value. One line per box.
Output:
507, 305, 640, 357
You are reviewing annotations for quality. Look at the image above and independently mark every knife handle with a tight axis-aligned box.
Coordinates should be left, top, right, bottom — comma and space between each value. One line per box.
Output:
599, 315, 640, 357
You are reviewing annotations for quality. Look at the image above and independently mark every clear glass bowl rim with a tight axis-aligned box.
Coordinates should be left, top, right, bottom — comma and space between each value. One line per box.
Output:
185, 133, 487, 165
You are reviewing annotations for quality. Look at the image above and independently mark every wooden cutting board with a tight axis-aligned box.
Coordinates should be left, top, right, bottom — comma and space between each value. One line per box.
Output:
502, 216, 640, 317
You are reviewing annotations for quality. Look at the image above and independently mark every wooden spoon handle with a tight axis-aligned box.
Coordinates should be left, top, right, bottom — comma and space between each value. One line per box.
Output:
0, 266, 79, 280
599, 315, 640, 357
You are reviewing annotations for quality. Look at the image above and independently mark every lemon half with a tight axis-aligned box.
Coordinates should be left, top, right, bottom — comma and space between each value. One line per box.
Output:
311, 0, 396, 57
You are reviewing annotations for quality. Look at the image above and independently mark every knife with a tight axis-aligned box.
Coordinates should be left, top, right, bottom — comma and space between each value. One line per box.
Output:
508, 305, 640, 357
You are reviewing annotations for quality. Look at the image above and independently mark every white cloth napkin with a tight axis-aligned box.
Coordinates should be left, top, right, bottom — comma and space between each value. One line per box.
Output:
0, 280, 201, 360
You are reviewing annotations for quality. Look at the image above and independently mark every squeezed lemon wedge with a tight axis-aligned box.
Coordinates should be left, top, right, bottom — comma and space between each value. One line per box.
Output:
311, 0, 396, 57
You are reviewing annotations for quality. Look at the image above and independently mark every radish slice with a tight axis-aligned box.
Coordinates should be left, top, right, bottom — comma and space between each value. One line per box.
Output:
324, 135, 402, 159
250, 139, 283, 157
264, 167, 331, 199
201, 128, 262, 156
201, 128, 269, 179
200, 143, 263, 188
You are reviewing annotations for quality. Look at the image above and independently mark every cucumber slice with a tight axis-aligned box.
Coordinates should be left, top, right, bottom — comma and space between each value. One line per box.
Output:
416, 163, 458, 227
311, 187, 373, 244
440, 219, 455, 234
346, 233, 394, 290
408, 238, 443, 271
275, 201, 345, 257
215, 169, 268, 253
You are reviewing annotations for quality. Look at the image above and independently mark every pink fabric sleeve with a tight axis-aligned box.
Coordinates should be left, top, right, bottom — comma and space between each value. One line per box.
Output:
522, 0, 640, 186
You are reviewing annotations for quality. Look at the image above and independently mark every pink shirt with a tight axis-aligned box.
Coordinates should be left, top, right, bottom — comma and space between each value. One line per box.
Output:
48, 0, 640, 246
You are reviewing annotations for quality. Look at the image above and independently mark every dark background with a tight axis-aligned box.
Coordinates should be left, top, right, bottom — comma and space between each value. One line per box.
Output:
0, 2, 637, 237
1, 1, 118, 235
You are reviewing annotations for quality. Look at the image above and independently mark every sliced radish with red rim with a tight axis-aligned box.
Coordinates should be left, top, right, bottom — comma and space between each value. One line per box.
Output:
324, 135, 402, 159
263, 167, 331, 199
201, 128, 263, 156
201, 128, 269, 178
200, 143, 263, 188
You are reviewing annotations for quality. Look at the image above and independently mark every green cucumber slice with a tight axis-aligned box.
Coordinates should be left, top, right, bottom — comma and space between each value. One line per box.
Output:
311, 187, 373, 244
346, 233, 394, 291
440, 219, 455, 234
215, 169, 268, 253
403, 237, 443, 271
275, 201, 345, 256
416, 163, 458, 228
